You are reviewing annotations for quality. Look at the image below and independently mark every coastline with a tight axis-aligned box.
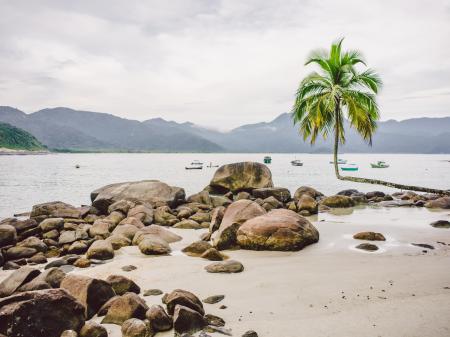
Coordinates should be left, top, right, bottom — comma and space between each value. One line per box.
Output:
0, 147, 49, 155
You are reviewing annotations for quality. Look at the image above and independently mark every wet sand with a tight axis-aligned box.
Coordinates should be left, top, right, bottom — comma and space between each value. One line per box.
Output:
2, 206, 450, 336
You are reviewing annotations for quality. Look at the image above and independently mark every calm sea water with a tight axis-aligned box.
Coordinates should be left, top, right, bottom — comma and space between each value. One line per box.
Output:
0, 153, 449, 218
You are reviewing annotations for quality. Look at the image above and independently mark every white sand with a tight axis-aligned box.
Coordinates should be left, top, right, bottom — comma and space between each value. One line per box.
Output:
2, 206, 450, 336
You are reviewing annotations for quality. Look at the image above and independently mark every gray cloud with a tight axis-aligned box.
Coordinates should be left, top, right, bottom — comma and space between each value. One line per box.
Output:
0, 0, 449, 129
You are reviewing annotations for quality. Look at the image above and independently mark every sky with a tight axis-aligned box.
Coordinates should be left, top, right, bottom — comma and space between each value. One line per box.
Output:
0, 0, 449, 130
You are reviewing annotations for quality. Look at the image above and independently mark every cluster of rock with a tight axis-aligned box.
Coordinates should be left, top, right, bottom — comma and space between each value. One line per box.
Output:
0, 265, 233, 337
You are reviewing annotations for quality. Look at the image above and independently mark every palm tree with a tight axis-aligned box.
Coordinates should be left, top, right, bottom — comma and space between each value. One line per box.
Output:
292, 38, 449, 195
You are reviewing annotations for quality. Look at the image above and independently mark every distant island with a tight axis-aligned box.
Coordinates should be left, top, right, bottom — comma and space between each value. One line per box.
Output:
0, 106, 449, 153
0, 122, 47, 154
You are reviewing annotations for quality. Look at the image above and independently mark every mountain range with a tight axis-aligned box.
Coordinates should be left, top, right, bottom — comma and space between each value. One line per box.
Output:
0, 106, 449, 153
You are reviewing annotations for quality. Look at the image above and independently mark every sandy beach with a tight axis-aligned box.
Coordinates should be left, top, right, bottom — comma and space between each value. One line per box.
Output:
2, 205, 444, 337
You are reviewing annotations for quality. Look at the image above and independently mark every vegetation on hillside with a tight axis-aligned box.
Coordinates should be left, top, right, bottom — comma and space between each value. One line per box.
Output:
0, 122, 46, 150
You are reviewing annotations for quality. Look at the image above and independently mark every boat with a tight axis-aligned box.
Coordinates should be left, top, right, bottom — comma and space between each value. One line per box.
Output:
207, 162, 219, 168
263, 156, 272, 164
291, 160, 303, 166
371, 161, 389, 168
186, 160, 203, 170
75, 164, 80, 169
340, 163, 359, 171
330, 159, 347, 165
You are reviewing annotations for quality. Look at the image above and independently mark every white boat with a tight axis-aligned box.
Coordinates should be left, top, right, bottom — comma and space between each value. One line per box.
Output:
186, 160, 203, 170
340, 163, 358, 171
207, 162, 219, 168
291, 160, 303, 166
330, 159, 347, 165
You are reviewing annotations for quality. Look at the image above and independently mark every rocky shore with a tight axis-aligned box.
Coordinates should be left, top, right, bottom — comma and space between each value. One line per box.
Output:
0, 161, 449, 337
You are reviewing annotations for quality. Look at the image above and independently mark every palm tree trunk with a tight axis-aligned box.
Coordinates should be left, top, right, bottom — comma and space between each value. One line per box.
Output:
333, 112, 450, 196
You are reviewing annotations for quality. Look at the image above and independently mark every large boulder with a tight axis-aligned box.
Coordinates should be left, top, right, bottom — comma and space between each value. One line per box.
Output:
30, 201, 82, 220
320, 195, 355, 208
91, 180, 185, 214
252, 187, 291, 203
0, 289, 85, 337
79, 321, 107, 337
86, 240, 114, 260
138, 236, 171, 255
146, 305, 173, 332
165, 289, 204, 316
212, 200, 266, 250
237, 209, 319, 251
121, 318, 150, 337
0, 224, 17, 248
296, 195, 318, 215
101, 292, 149, 325
17, 267, 66, 292
425, 196, 450, 209
173, 305, 206, 334
208, 162, 273, 193
0, 266, 41, 297
106, 275, 140, 295
60, 274, 115, 319
132, 225, 182, 245
293, 186, 324, 202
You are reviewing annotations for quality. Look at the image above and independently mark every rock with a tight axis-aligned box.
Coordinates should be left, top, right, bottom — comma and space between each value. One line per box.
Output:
58, 231, 77, 245
205, 260, 244, 273
205, 314, 225, 327
5, 246, 37, 260
210, 195, 232, 208
86, 240, 114, 260
61, 330, 78, 337
189, 212, 211, 223
262, 196, 283, 211
365, 191, 386, 199
2, 261, 20, 270
242, 330, 258, 337
74, 257, 91, 268
202, 295, 225, 304
187, 190, 212, 206
144, 289, 163, 296
19, 267, 65, 291
430, 220, 450, 228
237, 209, 319, 251
146, 304, 172, 332
27, 252, 48, 265
209, 162, 273, 193
424, 196, 450, 209
101, 292, 149, 325
132, 225, 181, 245
212, 200, 266, 250
173, 305, 206, 334
104, 211, 126, 226
0, 289, 85, 337
122, 265, 137, 272
0, 266, 40, 297
0, 224, 17, 248
89, 220, 111, 238
17, 236, 47, 252
174, 219, 202, 229
128, 205, 154, 226
177, 206, 194, 219
39, 217, 64, 232
106, 234, 131, 250
153, 206, 178, 226
355, 243, 379, 251
68, 241, 89, 254
79, 321, 107, 337
252, 187, 291, 203
138, 236, 171, 255
236, 191, 251, 200
119, 217, 145, 228
353, 232, 386, 241
337, 189, 360, 196
182, 241, 212, 256
106, 274, 140, 295
320, 195, 355, 208
45, 258, 68, 269
296, 195, 318, 215
91, 180, 185, 214
378, 200, 414, 207
165, 289, 204, 315
121, 318, 150, 337
108, 199, 135, 215
293, 186, 324, 202
209, 206, 225, 234
112, 224, 139, 240
412, 243, 434, 250
60, 274, 115, 318
201, 248, 225, 261
31, 201, 81, 220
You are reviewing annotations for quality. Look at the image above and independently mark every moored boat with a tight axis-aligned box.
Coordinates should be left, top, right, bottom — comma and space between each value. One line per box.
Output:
264, 156, 272, 164
291, 159, 303, 166
330, 159, 347, 165
340, 163, 358, 171
371, 161, 389, 168
186, 160, 203, 170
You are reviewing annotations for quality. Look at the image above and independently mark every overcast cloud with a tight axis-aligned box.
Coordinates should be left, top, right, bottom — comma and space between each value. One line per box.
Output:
0, 0, 449, 129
